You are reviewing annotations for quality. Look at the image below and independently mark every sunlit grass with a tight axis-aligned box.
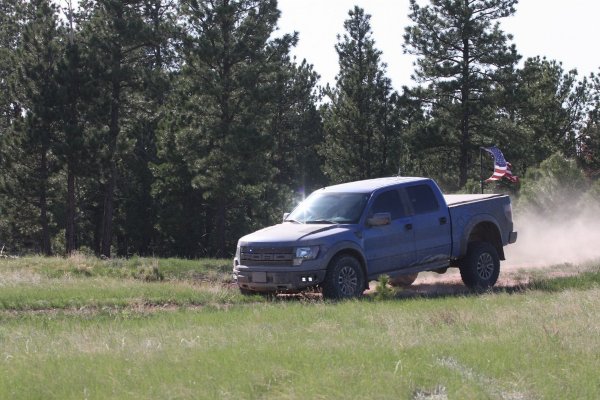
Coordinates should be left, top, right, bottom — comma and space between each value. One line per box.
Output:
529, 265, 600, 291
0, 290, 599, 399
0, 253, 232, 282
0, 255, 250, 311
0, 278, 252, 311
0, 256, 599, 399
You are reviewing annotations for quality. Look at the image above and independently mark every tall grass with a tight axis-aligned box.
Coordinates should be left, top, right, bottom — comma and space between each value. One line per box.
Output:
0, 256, 599, 399
0, 255, 249, 311
0, 290, 599, 399
0, 278, 253, 311
0, 253, 232, 282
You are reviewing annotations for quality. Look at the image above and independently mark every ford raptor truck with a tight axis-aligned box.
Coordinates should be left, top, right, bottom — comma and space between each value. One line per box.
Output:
233, 177, 517, 299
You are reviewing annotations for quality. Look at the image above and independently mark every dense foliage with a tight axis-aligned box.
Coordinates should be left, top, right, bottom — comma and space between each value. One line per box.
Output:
0, 0, 598, 257
404, 0, 520, 188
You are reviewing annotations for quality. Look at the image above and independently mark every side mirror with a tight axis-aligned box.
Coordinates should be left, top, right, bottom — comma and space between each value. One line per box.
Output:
367, 212, 391, 227
283, 212, 290, 222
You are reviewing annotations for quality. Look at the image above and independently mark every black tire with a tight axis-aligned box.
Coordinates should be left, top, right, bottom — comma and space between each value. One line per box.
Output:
459, 241, 500, 289
389, 273, 418, 288
321, 254, 366, 299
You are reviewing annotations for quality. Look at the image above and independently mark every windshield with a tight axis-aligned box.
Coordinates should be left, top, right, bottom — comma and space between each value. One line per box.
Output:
286, 192, 370, 224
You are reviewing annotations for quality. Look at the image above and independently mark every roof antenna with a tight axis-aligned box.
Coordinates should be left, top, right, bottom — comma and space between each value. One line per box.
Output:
397, 166, 402, 177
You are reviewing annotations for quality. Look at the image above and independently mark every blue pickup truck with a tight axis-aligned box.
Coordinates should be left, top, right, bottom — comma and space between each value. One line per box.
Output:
233, 177, 517, 298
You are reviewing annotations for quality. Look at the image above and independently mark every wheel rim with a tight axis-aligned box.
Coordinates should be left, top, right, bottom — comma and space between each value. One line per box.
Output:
337, 265, 358, 296
476, 252, 494, 280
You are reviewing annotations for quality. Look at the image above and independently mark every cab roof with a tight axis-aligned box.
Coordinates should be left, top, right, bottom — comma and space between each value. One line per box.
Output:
319, 176, 428, 194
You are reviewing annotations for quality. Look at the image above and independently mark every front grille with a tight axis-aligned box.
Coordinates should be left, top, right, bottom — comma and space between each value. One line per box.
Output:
240, 246, 294, 266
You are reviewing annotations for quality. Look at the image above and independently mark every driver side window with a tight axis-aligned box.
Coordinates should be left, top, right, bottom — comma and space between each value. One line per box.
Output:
369, 189, 406, 220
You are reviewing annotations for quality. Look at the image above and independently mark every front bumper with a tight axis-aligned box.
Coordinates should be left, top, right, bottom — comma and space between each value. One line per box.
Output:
233, 262, 327, 292
508, 231, 518, 244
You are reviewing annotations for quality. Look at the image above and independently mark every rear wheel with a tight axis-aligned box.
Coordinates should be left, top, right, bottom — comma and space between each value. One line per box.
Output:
459, 241, 500, 289
389, 273, 418, 288
322, 254, 366, 299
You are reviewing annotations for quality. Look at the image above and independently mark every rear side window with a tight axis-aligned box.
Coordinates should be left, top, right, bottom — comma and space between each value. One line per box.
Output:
370, 190, 406, 220
406, 184, 439, 214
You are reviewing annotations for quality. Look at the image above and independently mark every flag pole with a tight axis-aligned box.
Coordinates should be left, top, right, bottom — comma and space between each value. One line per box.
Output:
480, 147, 484, 194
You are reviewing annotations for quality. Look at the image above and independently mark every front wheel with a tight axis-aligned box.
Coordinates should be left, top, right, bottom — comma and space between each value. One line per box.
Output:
459, 241, 500, 289
321, 254, 366, 299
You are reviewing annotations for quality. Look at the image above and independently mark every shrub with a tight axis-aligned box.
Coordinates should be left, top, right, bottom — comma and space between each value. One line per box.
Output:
373, 275, 395, 300
132, 261, 164, 282
517, 152, 588, 216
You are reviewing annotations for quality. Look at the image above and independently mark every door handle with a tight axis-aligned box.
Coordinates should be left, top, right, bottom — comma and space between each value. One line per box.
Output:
439, 217, 447, 225
405, 223, 413, 231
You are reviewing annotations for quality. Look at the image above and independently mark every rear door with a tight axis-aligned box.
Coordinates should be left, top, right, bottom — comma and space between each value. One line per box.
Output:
404, 184, 451, 265
362, 189, 416, 275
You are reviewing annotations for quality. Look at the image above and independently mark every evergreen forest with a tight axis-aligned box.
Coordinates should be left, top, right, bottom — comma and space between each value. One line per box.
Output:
1, 0, 599, 258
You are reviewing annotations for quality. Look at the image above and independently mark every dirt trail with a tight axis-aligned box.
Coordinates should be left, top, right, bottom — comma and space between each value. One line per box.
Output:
382, 256, 594, 299
397, 205, 600, 297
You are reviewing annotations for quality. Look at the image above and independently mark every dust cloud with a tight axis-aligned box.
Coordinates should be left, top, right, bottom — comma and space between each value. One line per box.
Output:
504, 202, 600, 269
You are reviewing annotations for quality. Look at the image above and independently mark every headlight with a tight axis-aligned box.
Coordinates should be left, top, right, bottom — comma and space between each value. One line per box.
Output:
233, 245, 241, 267
293, 246, 319, 265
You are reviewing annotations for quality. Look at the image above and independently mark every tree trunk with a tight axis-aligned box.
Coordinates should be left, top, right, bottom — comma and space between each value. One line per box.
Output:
214, 6, 231, 257
101, 51, 121, 258
215, 201, 226, 257
93, 201, 102, 256
459, 34, 471, 188
101, 162, 116, 257
65, 164, 76, 254
39, 148, 52, 256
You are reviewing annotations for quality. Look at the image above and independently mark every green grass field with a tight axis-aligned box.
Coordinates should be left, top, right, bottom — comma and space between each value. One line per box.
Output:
1, 255, 599, 399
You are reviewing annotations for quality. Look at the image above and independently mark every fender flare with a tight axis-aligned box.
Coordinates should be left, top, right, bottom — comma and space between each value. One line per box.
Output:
322, 240, 368, 275
458, 214, 504, 259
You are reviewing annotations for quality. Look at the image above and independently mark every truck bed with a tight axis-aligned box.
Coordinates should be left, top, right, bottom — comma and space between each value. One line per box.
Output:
444, 194, 504, 207
444, 193, 513, 259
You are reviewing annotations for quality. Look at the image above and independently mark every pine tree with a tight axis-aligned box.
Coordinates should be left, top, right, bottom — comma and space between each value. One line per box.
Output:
12, 0, 63, 255
0, 0, 23, 133
53, 0, 89, 254
152, 104, 208, 257
78, 0, 153, 257
579, 71, 600, 178
266, 58, 325, 202
404, 0, 520, 188
114, 0, 178, 256
173, 0, 297, 256
514, 57, 589, 164
321, 6, 404, 183
0, 1, 24, 251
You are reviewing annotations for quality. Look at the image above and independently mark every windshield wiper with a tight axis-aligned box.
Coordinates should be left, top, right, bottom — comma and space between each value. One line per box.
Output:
284, 218, 303, 224
305, 219, 336, 224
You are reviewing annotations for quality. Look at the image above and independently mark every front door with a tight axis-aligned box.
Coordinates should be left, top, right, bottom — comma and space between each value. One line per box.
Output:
362, 189, 416, 275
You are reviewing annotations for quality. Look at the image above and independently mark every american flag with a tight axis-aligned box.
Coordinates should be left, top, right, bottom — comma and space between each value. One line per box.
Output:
483, 146, 519, 183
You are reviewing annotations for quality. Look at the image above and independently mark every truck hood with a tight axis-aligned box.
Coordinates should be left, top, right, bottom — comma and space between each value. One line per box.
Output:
238, 223, 351, 246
